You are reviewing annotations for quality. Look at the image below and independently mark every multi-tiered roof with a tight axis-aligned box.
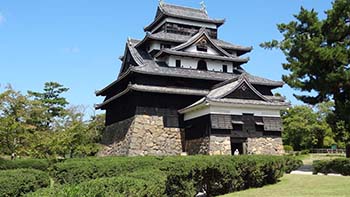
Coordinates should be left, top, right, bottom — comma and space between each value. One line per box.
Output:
96, 2, 286, 113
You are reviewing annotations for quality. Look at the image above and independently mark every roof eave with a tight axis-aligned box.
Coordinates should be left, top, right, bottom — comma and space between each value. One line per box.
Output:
144, 13, 225, 32
95, 68, 133, 96
155, 49, 249, 63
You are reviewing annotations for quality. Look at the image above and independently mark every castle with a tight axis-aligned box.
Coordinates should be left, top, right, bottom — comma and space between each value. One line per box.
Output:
96, 1, 289, 156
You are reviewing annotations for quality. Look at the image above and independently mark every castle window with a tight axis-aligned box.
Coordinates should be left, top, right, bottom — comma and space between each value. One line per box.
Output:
176, 60, 181, 68
197, 60, 207, 71
196, 39, 208, 52
223, 65, 227, 72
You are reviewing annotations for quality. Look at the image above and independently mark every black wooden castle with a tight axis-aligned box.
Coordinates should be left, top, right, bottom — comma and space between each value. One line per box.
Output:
96, 1, 288, 156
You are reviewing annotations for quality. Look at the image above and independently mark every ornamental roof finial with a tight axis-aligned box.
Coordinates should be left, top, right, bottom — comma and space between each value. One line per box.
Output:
159, 0, 164, 7
200, 1, 207, 14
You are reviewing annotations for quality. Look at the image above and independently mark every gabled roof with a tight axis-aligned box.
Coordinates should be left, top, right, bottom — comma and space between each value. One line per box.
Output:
179, 74, 289, 114
154, 28, 249, 63
144, 3, 225, 32
96, 39, 283, 96
136, 31, 253, 54
207, 74, 269, 101
160, 3, 209, 20
170, 28, 232, 57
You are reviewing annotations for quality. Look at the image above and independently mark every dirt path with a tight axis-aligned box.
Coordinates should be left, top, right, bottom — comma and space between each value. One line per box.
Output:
290, 154, 343, 176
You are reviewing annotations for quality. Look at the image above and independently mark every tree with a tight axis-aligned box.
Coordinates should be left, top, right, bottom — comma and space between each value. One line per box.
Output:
28, 82, 69, 130
282, 104, 333, 150
261, 0, 350, 156
0, 86, 33, 155
48, 106, 103, 158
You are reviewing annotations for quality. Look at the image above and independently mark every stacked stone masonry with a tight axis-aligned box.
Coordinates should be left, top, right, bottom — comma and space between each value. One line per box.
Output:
209, 136, 231, 155
247, 137, 285, 155
185, 137, 210, 155
99, 115, 183, 156
98, 115, 284, 156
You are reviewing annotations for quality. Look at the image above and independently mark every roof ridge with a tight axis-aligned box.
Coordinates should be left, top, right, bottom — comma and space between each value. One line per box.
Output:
170, 29, 232, 57
160, 2, 207, 15
207, 75, 270, 101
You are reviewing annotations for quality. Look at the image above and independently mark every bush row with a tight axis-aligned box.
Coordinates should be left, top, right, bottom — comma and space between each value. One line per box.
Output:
52, 156, 161, 184
313, 158, 350, 175
0, 158, 49, 171
52, 155, 301, 186
27, 169, 166, 197
160, 155, 287, 196
283, 156, 303, 173
29, 155, 302, 197
0, 169, 50, 196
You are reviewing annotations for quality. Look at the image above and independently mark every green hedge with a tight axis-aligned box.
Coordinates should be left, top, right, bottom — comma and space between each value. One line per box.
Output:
0, 158, 49, 171
283, 156, 303, 173
313, 158, 350, 175
160, 155, 287, 196
39, 155, 301, 197
26, 169, 166, 197
284, 145, 293, 152
52, 156, 161, 184
0, 169, 50, 196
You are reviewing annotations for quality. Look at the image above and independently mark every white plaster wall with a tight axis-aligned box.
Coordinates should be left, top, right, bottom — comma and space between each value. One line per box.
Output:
185, 45, 219, 55
184, 104, 283, 121
166, 55, 234, 73
148, 41, 161, 52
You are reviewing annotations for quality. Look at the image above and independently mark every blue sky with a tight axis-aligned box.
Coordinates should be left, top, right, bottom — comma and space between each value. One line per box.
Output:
0, 0, 333, 116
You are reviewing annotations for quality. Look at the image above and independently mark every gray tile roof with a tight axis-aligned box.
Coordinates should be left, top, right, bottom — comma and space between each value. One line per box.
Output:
178, 96, 289, 114
208, 98, 289, 107
160, 3, 209, 21
96, 83, 209, 109
145, 31, 252, 52
144, 3, 225, 31
169, 28, 233, 57
207, 74, 269, 101
129, 39, 282, 86
132, 84, 209, 96
96, 39, 283, 96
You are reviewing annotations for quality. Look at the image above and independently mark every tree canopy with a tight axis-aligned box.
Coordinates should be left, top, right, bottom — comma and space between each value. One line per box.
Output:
282, 103, 334, 151
0, 83, 104, 159
261, 0, 350, 154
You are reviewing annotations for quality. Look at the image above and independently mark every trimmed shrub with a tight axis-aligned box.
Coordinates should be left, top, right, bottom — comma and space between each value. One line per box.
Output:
300, 149, 310, 155
283, 156, 303, 173
0, 169, 50, 196
0, 158, 49, 171
45, 155, 301, 197
284, 145, 293, 152
159, 155, 287, 196
52, 156, 161, 184
27, 169, 167, 197
313, 158, 350, 175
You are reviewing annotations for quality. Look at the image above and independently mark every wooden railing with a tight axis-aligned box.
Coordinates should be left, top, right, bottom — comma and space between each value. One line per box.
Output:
310, 148, 345, 154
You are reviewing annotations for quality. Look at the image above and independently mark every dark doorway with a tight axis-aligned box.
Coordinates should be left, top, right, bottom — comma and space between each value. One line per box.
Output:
231, 142, 243, 155
197, 60, 208, 71
231, 138, 247, 155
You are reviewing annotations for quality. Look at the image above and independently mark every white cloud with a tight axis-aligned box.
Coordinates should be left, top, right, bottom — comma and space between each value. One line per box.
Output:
63, 46, 80, 53
0, 12, 5, 25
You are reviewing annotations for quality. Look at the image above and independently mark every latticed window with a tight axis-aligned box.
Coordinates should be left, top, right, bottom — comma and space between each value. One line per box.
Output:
197, 60, 207, 70
196, 39, 208, 52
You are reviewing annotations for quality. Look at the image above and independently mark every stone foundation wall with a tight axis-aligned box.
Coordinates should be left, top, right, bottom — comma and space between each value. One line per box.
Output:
185, 137, 209, 155
247, 137, 284, 155
209, 135, 231, 155
98, 115, 183, 156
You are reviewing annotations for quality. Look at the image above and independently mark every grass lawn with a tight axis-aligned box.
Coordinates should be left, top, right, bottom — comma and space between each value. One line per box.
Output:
297, 154, 345, 165
221, 174, 350, 197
